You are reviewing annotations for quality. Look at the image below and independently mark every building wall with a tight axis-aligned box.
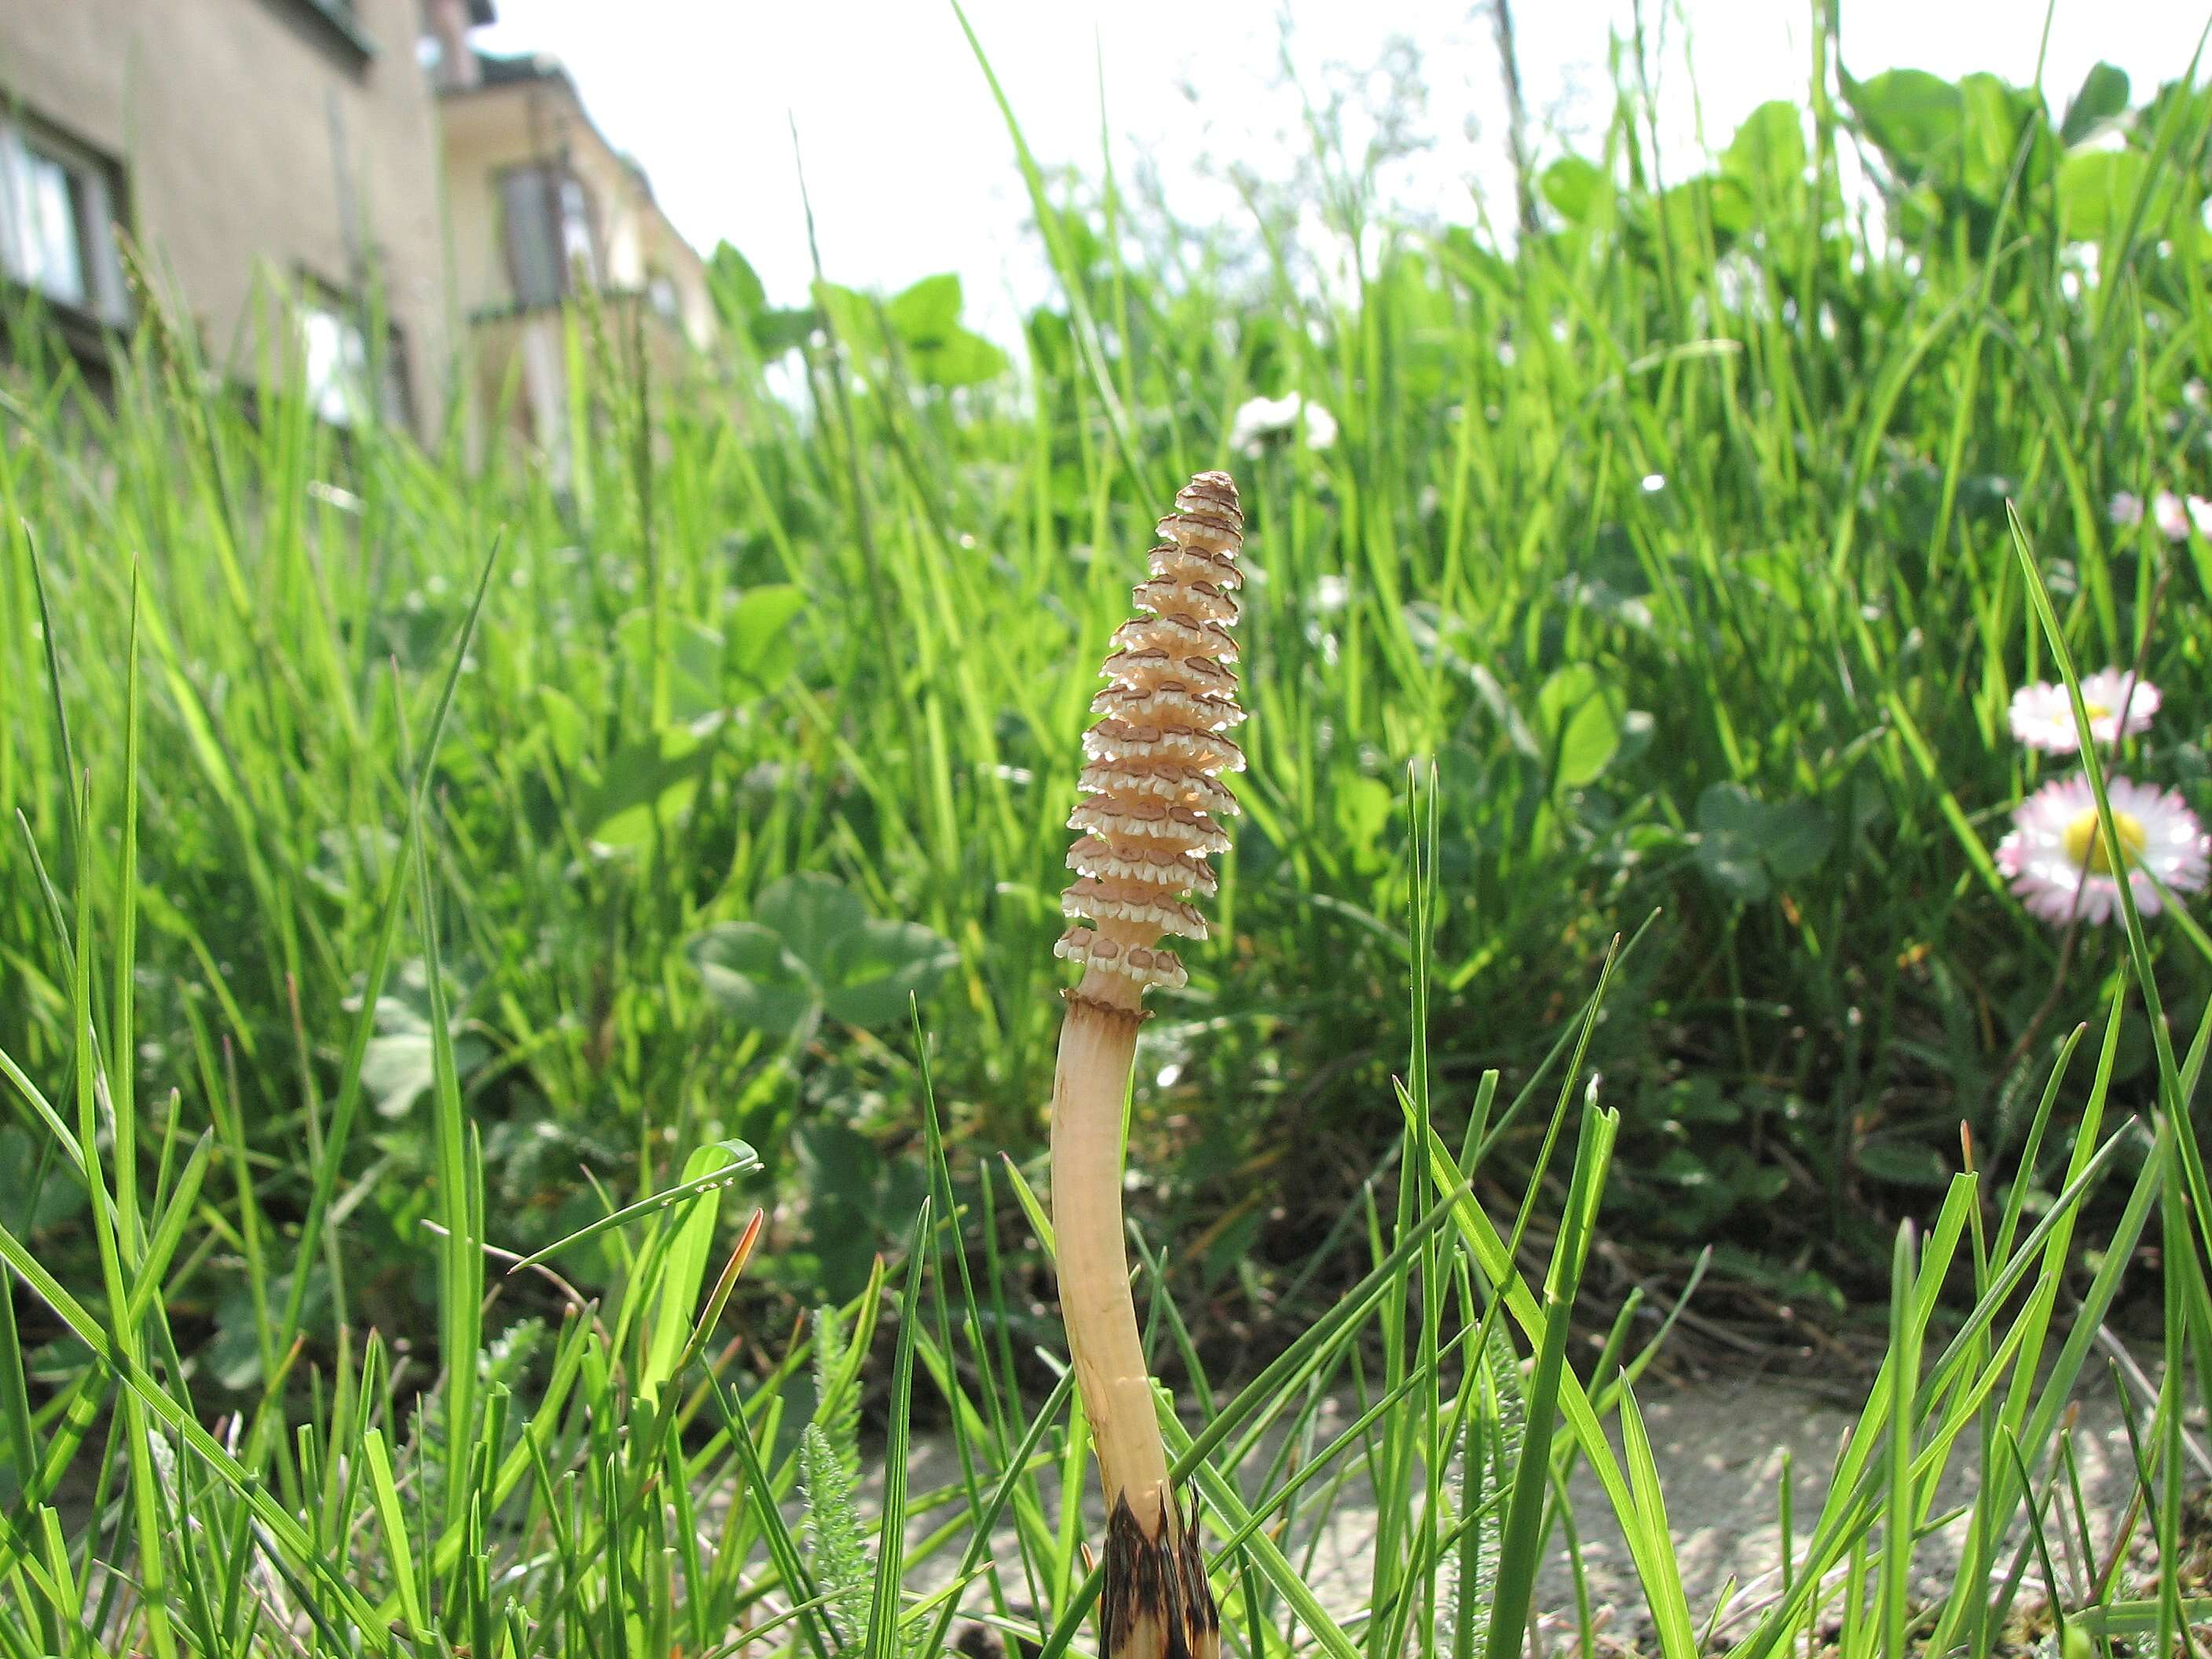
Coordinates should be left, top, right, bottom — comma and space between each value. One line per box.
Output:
440, 77, 713, 342
0, 0, 450, 432
439, 73, 715, 462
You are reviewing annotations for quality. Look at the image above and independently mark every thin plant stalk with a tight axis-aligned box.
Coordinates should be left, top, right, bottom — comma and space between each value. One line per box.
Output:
1050, 471, 1246, 1659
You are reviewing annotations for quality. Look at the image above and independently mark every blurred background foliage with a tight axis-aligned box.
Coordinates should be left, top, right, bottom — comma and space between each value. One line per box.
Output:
5, 46, 2212, 1395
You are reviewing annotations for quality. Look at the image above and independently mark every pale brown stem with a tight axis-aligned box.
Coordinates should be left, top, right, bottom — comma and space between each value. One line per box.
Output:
1047, 469, 1236, 1659
1050, 973, 1174, 1538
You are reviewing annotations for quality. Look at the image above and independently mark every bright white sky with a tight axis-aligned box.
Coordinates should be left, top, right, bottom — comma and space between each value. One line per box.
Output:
476, 1, 2208, 342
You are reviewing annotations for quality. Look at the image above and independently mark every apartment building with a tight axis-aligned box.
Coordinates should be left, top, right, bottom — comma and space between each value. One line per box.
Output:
0, 0, 711, 453
433, 38, 716, 462
0, 0, 474, 430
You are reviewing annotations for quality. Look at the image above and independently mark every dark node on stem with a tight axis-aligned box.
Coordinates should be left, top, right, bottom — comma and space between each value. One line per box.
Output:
1101, 1489, 1220, 1659
1059, 988, 1154, 1028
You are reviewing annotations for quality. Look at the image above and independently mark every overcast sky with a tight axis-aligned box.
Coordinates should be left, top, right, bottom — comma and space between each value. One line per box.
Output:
473, 2, 2208, 340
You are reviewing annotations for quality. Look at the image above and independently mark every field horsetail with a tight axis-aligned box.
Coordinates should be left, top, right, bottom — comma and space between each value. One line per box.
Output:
1049, 471, 1244, 1659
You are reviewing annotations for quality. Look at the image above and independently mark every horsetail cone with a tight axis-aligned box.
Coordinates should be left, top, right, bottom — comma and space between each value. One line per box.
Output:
1050, 471, 1242, 1659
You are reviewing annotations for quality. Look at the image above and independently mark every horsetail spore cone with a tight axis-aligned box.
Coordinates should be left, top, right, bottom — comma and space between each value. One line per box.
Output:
1050, 471, 1242, 1659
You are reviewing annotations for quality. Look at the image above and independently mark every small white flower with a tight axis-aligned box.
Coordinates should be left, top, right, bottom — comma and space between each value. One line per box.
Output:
2007, 668, 2161, 753
1229, 394, 1296, 455
1229, 391, 1336, 457
2192, 496, 2212, 537
1996, 774, 2208, 925
2109, 491, 2144, 527
2154, 490, 2191, 541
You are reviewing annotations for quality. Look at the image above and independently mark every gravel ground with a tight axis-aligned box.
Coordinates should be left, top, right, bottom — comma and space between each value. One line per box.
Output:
892, 1339, 2173, 1653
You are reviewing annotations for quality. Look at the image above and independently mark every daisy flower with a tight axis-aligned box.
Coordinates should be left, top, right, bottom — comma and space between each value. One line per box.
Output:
2108, 491, 2144, 527
2154, 491, 2192, 541
1229, 391, 1338, 457
2006, 668, 2162, 753
1996, 774, 2209, 925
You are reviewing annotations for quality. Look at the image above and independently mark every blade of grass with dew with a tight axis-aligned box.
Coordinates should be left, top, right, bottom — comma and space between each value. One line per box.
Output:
1878, 1221, 1922, 1659
2009, 504, 2210, 1239
1485, 1099, 1618, 1659
863, 1198, 928, 1659
277, 537, 503, 1355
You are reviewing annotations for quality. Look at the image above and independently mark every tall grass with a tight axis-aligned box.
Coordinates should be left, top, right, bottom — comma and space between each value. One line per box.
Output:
5, 10, 2212, 1654
0, 690, 2204, 1656
8, 27, 2212, 1341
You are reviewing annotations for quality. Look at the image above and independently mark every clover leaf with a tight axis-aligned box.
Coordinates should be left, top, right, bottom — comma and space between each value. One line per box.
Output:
1694, 783, 1835, 904
687, 873, 956, 1041
359, 960, 491, 1118
687, 923, 817, 1039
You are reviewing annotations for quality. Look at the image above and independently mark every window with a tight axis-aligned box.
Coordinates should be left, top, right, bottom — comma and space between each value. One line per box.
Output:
0, 118, 126, 323
647, 271, 679, 321
301, 298, 369, 427
298, 285, 408, 429
281, 0, 374, 67
500, 164, 598, 306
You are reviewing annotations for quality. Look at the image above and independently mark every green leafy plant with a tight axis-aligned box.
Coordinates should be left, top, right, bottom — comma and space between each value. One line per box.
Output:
5, 0, 2212, 1475
687, 873, 958, 1045
1693, 784, 1836, 905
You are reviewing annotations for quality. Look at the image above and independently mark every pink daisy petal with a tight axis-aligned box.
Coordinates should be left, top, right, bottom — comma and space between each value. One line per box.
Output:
1996, 774, 2207, 928
2006, 670, 2158, 754
2154, 491, 2191, 542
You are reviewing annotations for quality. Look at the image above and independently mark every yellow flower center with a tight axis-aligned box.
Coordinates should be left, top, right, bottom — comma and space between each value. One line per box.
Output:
2082, 701, 2111, 721
2061, 809, 2146, 877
